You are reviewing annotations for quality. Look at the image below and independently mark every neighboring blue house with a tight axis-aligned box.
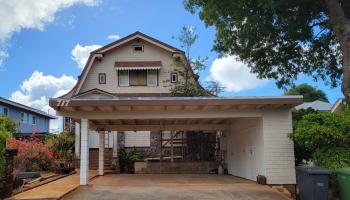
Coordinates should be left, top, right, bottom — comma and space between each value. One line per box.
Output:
0, 97, 56, 137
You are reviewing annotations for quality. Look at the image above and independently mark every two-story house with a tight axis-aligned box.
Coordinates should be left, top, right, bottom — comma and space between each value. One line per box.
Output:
49, 32, 302, 191
0, 97, 56, 137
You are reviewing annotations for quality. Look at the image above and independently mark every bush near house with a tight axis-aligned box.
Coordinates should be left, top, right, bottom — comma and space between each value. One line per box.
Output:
291, 110, 350, 197
46, 132, 75, 173
0, 116, 16, 188
6, 133, 55, 173
46, 132, 75, 160
118, 147, 140, 173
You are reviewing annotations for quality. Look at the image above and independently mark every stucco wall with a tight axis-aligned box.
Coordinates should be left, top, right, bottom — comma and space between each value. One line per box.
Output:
80, 39, 177, 94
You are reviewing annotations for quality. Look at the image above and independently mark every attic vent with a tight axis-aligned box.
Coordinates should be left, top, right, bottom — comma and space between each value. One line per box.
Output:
134, 45, 144, 52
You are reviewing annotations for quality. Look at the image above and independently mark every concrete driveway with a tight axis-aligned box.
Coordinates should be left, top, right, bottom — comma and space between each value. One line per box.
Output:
63, 174, 290, 200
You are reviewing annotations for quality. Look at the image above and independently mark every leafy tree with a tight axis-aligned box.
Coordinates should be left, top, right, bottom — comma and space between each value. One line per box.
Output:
0, 116, 15, 188
169, 25, 223, 96
285, 83, 329, 102
185, 0, 350, 98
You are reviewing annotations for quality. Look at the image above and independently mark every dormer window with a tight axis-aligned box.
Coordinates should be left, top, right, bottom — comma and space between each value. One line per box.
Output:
133, 45, 144, 53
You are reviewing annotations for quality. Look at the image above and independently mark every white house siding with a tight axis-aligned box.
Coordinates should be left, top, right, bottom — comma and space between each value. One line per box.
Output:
80, 39, 177, 94
88, 131, 114, 148
262, 110, 296, 184
124, 131, 151, 147
226, 118, 265, 181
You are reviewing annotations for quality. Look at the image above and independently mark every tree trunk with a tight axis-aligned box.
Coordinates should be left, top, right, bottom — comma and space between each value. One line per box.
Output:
325, 0, 350, 98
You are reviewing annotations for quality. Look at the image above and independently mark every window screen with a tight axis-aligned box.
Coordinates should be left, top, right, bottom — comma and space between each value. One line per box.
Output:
147, 70, 157, 86
118, 71, 129, 86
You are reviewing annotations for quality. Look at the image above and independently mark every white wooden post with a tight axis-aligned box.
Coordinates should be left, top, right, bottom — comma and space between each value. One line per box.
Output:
112, 131, 118, 158
80, 118, 89, 185
98, 131, 105, 176
74, 122, 80, 158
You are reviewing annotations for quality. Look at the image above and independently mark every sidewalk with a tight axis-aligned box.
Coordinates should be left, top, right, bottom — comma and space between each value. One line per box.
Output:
9, 171, 98, 200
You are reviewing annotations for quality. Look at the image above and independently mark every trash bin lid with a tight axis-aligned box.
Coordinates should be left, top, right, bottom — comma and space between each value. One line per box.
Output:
336, 167, 350, 175
296, 166, 330, 175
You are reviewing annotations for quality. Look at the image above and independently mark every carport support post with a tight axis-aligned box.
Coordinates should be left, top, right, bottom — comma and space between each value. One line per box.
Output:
98, 131, 105, 176
74, 122, 80, 158
80, 118, 89, 186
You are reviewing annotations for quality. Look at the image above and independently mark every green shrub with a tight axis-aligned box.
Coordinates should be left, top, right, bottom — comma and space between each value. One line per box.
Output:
118, 147, 140, 173
46, 132, 75, 160
0, 116, 15, 188
292, 110, 350, 198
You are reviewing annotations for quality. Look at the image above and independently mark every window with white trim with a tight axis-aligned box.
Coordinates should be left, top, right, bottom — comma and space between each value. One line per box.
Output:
133, 45, 144, 53
124, 131, 151, 147
171, 72, 178, 83
118, 71, 129, 86
32, 116, 36, 125
147, 70, 157, 86
98, 73, 106, 84
20, 112, 26, 123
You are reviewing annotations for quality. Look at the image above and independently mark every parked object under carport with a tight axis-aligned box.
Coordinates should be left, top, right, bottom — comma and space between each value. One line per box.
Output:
296, 166, 330, 200
336, 167, 350, 200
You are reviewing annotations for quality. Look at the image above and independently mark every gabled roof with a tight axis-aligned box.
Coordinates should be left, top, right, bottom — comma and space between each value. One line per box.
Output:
92, 31, 184, 54
61, 32, 184, 98
331, 98, 344, 113
0, 97, 56, 119
294, 100, 332, 111
74, 88, 116, 99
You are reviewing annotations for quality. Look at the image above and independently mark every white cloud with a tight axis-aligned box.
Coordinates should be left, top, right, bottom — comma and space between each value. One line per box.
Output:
10, 71, 77, 133
71, 44, 101, 69
0, 0, 101, 41
107, 34, 120, 40
209, 56, 269, 92
0, 51, 8, 70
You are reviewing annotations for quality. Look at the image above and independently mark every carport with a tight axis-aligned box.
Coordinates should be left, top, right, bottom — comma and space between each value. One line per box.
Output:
49, 96, 302, 187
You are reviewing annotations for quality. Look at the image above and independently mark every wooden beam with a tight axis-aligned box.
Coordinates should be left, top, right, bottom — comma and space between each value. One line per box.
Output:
56, 109, 262, 120
90, 123, 230, 131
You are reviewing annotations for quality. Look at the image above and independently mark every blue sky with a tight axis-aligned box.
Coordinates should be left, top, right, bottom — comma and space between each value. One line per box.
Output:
0, 0, 343, 132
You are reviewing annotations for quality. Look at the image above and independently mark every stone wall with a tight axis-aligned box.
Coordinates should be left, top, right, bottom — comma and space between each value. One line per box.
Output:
135, 161, 218, 174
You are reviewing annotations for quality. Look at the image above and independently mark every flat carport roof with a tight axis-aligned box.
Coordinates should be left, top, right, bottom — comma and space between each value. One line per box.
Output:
49, 96, 302, 132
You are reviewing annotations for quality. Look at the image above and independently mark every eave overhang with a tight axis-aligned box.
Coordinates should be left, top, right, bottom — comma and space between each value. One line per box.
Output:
49, 96, 303, 111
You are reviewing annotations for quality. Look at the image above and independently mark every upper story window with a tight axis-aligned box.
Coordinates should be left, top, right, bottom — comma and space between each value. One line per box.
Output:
147, 70, 157, 86
171, 72, 178, 83
118, 70, 158, 87
98, 73, 106, 84
2, 107, 9, 117
32, 116, 36, 125
118, 71, 129, 86
20, 112, 27, 123
133, 45, 144, 53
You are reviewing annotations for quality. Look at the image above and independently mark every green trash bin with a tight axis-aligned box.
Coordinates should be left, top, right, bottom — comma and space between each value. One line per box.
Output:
336, 168, 350, 200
